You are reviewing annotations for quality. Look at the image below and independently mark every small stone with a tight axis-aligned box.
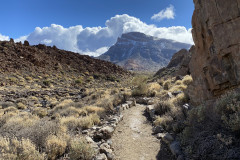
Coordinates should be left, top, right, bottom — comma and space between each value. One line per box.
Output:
172, 91, 182, 96
106, 139, 113, 147
82, 130, 89, 134
147, 99, 155, 105
126, 101, 133, 108
106, 152, 114, 160
95, 153, 107, 160
167, 92, 173, 98
153, 126, 164, 134
85, 136, 94, 143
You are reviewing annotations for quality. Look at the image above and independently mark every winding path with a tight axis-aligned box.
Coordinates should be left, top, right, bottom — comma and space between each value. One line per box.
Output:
112, 104, 161, 160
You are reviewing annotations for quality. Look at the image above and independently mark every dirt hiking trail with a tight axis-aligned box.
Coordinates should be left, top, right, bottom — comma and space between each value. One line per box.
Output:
112, 104, 165, 160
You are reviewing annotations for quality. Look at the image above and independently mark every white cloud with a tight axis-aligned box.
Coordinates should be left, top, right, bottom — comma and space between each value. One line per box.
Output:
27, 24, 83, 53
151, 5, 175, 21
13, 14, 193, 57
82, 47, 109, 57
15, 35, 28, 42
0, 33, 9, 41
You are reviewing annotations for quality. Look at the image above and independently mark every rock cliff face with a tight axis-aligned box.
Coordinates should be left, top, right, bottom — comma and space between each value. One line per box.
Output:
99, 32, 191, 71
189, 0, 240, 105
154, 47, 193, 78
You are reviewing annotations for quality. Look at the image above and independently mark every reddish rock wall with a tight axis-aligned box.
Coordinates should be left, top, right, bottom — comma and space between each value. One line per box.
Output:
189, 0, 240, 105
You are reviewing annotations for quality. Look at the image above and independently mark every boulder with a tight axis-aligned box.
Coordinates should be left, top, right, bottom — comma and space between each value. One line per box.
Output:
146, 105, 155, 120
170, 141, 182, 157
99, 143, 113, 159
136, 97, 150, 104
23, 40, 29, 46
99, 126, 115, 139
157, 133, 174, 144
122, 103, 129, 110
126, 101, 134, 108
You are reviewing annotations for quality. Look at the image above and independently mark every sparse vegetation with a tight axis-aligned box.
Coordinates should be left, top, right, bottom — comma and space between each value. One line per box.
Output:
69, 137, 96, 160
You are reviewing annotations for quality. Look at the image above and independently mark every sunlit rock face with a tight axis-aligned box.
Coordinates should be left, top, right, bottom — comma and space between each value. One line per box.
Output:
188, 0, 240, 105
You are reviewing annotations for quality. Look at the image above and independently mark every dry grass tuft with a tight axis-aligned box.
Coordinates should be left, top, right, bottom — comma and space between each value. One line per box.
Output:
182, 75, 193, 85
83, 106, 105, 114
60, 114, 100, 131
46, 134, 68, 160
69, 137, 95, 160
0, 136, 45, 160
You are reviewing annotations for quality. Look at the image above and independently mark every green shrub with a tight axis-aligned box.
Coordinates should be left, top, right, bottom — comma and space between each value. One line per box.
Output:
216, 91, 240, 131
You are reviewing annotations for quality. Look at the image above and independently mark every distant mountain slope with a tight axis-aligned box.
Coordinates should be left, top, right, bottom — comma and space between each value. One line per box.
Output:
98, 32, 191, 71
0, 40, 129, 77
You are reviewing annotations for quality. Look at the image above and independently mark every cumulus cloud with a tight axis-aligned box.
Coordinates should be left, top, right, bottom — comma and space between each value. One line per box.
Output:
27, 24, 83, 53
151, 5, 175, 21
14, 14, 193, 57
15, 35, 28, 42
0, 33, 9, 41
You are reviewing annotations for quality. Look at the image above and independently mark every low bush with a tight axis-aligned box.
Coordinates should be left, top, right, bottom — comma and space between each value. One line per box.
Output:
154, 101, 174, 116
154, 115, 173, 129
45, 134, 68, 160
0, 136, 45, 160
32, 107, 48, 118
60, 114, 100, 131
132, 83, 148, 97
69, 137, 95, 160
216, 91, 240, 131
182, 75, 193, 85
163, 79, 171, 90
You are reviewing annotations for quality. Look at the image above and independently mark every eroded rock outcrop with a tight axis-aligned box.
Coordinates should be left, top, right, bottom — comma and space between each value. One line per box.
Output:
154, 47, 194, 78
189, 0, 240, 105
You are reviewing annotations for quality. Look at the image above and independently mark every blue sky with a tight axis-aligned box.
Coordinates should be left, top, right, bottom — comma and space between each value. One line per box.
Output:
0, 0, 194, 56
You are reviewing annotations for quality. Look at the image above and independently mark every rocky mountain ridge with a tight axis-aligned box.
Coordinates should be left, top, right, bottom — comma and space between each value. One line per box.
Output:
99, 32, 191, 71
0, 39, 129, 78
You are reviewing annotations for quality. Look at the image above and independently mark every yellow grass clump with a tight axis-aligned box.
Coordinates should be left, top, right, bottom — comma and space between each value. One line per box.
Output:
0, 136, 45, 160
46, 134, 68, 160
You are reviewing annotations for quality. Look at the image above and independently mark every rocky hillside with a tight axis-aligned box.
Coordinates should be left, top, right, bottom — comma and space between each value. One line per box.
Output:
0, 39, 129, 77
98, 32, 191, 72
188, 0, 240, 105
154, 47, 194, 78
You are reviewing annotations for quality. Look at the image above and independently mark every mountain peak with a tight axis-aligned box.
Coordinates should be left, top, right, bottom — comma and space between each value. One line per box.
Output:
120, 32, 154, 42
99, 32, 191, 71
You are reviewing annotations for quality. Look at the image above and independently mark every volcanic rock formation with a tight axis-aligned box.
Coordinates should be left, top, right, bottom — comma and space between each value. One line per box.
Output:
188, 0, 240, 105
